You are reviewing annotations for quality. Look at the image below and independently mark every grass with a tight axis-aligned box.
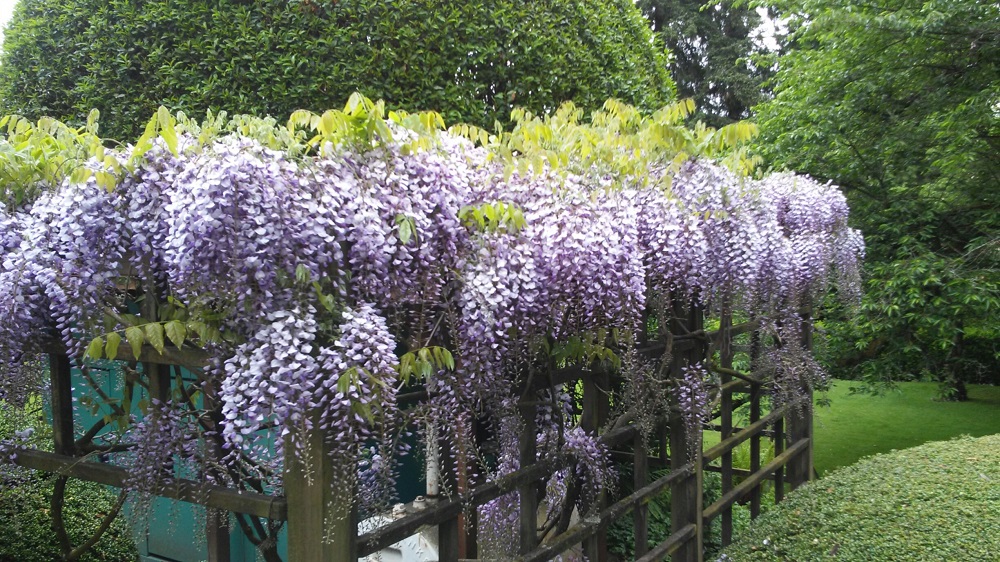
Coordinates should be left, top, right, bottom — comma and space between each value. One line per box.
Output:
813, 380, 1000, 475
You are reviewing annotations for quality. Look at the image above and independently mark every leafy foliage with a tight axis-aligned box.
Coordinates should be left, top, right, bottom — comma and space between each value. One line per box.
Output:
0, 475, 136, 562
719, 434, 1000, 561
754, 0, 1000, 397
0, 0, 674, 141
1, 398, 135, 562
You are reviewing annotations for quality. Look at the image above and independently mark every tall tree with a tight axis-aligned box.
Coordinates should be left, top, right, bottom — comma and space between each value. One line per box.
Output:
639, 0, 774, 127
755, 0, 1000, 398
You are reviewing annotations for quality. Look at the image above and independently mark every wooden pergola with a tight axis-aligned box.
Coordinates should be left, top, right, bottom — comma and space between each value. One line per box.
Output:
10, 303, 815, 562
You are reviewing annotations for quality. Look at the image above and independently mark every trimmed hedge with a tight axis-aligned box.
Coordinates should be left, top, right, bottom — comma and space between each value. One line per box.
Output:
0, 474, 136, 562
0, 0, 673, 141
720, 434, 1000, 561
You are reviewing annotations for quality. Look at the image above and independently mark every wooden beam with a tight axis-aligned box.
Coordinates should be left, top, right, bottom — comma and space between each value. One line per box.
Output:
45, 340, 210, 368
7, 448, 286, 519
359, 424, 641, 556
703, 465, 774, 480
357, 459, 554, 556
702, 403, 792, 464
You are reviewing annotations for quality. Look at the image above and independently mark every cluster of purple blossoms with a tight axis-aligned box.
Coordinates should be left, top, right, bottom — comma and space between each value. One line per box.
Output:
0, 113, 863, 544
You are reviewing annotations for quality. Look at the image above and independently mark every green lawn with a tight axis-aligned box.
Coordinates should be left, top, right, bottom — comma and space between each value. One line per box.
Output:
812, 379, 1000, 475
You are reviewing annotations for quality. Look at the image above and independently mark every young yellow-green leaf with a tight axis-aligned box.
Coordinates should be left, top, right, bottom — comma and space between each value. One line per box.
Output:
105, 332, 122, 359
145, 322, 165, 354
438, 347, 455, 371
288, 109, 315, 131
86, 109, 100, 135
125, 326, 144, 359
87, 336, 104, 360
319, 110, 337, 137
69, 167, 91, 185
157, 106, 179, 156
164, 320, 186, 348
345, 92, 364, 115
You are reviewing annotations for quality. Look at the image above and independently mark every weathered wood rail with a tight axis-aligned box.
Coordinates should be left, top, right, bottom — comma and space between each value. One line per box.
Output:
6, 305, 816, 562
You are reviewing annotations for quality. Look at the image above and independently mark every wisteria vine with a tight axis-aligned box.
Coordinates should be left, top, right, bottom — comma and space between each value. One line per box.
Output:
0, 102, 863, 557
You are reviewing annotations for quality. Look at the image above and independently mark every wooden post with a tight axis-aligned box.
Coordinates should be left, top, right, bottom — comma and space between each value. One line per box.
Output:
49, 354, 75, 456
203, 381, 231, 562
747, 324, 763, 519
284, 415, 355, 562
669, 299, 704, 562
719, 313, 734, 546
439, 517, 461, 562
669, 418, 703, 562
518, 403, 538, 555
749, 382, 761, 519
458, 415, 478, 558
773, 416, 785, 504
787, 310, 815, 490
633, 431, 649, 557
437, 425, 461, 562
205, 510, 231, 562
581, 371, 610, 562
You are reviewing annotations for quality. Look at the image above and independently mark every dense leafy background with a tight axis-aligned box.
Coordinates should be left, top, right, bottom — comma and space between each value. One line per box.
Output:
754, 0, 1000, 397
0, 0, 674, 141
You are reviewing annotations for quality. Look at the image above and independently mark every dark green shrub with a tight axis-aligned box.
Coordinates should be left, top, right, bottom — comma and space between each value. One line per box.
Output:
720, 434, 1000, 561
0, 474, 137, 562
2, 396, 134, 562
0, 0, 674, 141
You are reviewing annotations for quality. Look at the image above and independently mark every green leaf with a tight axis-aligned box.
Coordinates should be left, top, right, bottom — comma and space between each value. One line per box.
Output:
125, 326, 144, 359
396, 214, 413, 245
164, 320, 186, 348
145, 322, 165, 354
337, 367, 357, 394
105, 332, 122, 359
87, 336, 104, 360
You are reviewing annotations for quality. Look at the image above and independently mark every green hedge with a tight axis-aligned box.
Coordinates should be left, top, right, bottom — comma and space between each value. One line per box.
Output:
0, 474, 136, 562
720, 434, 1000, 561
0, 0, 673, 141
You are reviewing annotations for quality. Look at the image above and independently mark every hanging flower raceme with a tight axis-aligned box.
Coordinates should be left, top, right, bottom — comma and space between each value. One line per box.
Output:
0, 103, 864, 555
